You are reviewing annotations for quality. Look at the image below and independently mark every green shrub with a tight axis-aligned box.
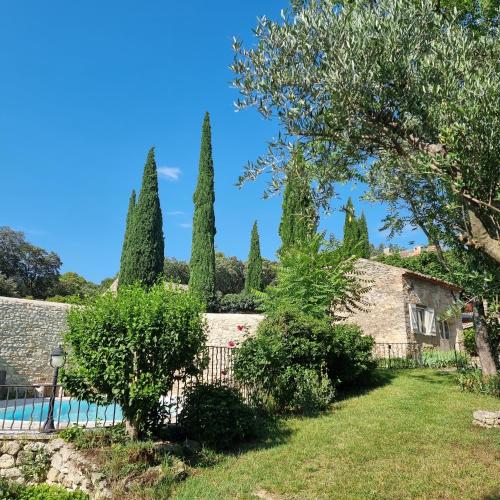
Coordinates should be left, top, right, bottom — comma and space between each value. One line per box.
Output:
0, 480, 87, 499
463, 328, 478, 356
59, 424, 128, 450
179, 383, 257, 450
234, 310, 372, 412
217, 292, 261, 313
457, 369, 500, 398
421, 349, 470, 369
18, 447, 51, 483
62, 283, 206, 438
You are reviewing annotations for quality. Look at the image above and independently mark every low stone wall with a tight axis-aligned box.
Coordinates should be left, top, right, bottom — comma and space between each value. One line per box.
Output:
0, 296, 263, 385
473, 410, 500, 428
0, 434, 110, 498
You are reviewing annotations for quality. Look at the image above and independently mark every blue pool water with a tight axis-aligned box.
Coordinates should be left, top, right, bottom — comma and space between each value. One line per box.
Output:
1, 400, 123, 423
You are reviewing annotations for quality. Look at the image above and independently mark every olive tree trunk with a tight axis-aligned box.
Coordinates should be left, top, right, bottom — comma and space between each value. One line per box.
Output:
473, 299, 497, 376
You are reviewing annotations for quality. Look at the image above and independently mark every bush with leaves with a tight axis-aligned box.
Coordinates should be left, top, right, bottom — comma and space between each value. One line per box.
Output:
235, 309, 373, 412
179, 383, 257, 450
216, 292, 262, 313
0, 479, 87, 499
263, 234, 369, 320
62, 283, 206, 438
457, 369, 500, 398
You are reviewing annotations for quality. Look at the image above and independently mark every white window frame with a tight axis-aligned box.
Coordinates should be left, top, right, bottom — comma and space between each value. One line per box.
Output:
408, 304, 436, 336
439, 320, 450, 340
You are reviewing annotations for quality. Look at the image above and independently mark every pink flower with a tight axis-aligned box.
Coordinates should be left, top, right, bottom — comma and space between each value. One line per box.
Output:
228, 340, 236, 348
237, 325, 244, 331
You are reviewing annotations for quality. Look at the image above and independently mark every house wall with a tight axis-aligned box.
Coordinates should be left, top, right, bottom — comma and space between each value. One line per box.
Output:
402, 276, 463, 351
0, 296, 263, 384
344, 260, 408, 344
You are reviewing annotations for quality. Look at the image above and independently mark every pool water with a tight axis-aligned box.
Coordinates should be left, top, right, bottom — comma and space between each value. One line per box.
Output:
1, 400, 123, 424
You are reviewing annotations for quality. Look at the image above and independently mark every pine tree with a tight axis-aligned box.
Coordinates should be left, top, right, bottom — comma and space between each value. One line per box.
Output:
119, 148, 164, 288
357, 211, 370, 258
278, 147, 318, 255
189, 112, 216, 303
245, 221, 263, 292
342, 197, 360, 257
119, 189, 136, 280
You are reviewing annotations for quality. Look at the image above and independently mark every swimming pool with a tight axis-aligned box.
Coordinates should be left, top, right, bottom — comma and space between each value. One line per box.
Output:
1, 399, 123, 426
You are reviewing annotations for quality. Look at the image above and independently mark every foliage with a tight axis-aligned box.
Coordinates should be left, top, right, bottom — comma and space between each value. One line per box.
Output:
119, 148, 164, 288
232, 0, 500, 265
463, 328, 478, 356
50, 272, 98, 299
179, 383, 258, 450
215, 292, 262, 313
164, 257, 190, 285
62, 283, 206, 437
234, 310, 373, 412
0, 272, 18, 297
0, 226, 61, 299
215, 252, 245, 295
46, 294, 87, 305
0, 480, 88, 499
190, 112, 216, 305
59, 423, 128, 449
420, 349, 470, 369
457, 368, 500, 397
357, 212, 370, 259
263, 234, 369, 320
278, 146, 318, 255
245, 221, 263, 292
18, 448, 51, 483
118, 189, 136, 284
261, 258, 278, 288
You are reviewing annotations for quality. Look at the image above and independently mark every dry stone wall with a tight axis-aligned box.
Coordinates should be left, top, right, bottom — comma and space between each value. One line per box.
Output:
0, 296, 263, 384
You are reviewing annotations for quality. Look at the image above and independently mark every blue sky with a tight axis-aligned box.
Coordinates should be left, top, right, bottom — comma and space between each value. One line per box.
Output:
0, 1, 426, 283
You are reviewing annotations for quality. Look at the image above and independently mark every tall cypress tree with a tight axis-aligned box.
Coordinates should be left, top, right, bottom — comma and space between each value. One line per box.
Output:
189, 112, 216, 303
119, 189, 136, 280
245, 221, 263, 292
119, 147, 164, 288
357, 211, 370, 258
343, 197, 360, 257
278, 147, 318, 255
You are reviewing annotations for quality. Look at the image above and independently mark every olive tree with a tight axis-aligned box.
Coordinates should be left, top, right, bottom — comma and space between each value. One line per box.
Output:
232, 0, 499, 373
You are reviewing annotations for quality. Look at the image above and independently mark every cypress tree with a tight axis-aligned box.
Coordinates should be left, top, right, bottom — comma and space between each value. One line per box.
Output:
245, 221, 263, 292
357, 211, 370, 258
119, 147, 164, 288
278, 147, 318, 255
343, 197, 360, 257
119, 189, 136, 280
189, 112, 216, 303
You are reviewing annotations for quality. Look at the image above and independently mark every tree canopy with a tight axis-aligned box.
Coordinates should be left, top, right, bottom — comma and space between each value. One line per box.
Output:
232, 0, 500, 264
245, 221, 263, 292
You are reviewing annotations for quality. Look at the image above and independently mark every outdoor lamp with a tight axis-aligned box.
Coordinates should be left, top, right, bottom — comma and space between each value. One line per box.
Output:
49, 345, 66, 369
42, 345, 65, 432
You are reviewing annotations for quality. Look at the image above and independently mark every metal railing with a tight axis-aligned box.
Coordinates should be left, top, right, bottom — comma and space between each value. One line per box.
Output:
0, 346, 239, 433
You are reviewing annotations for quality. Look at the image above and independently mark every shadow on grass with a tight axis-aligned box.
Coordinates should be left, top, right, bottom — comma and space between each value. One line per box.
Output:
404, 370, 456, 386
335, 368, 396, 402
482, 489, 500, 500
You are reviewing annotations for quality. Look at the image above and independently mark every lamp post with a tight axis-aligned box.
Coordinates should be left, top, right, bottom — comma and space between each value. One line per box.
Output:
42, 345, 65, 433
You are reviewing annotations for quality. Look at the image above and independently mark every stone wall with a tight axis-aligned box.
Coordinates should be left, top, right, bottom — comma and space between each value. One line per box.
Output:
0, 297, 72, 385
344, 259, 408, 344
0, 434, 110, 498
0, 296, 263, 385
403, 275, 463, 350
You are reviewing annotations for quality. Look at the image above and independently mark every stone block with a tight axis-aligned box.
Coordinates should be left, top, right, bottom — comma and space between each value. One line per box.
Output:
0, 441, 21, 456
0, 466, 21, 478
0, 454, 15, 469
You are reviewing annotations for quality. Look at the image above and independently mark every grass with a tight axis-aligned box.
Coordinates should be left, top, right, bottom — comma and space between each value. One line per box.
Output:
172, 369, 500, 500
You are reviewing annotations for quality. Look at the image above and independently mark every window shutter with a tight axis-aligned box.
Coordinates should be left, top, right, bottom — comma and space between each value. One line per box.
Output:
425, 308, 436, 335
408, 304, 418, 333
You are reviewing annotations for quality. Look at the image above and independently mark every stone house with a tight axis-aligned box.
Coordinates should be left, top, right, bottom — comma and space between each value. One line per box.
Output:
346, 259, 463, 350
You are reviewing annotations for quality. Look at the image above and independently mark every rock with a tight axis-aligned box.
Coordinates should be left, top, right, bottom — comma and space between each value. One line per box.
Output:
46, 467, 60, 483
23, 442, 45, 452
183, 439, 202, 453
46, 438, 65, 452
170, 458, 188, 481
0, 467, 22, 479
0, 441, 21, 456
91, 472, 105, 485
155, 442, 183, 455
473, 410, 500, 428
0, 454, 15, 469
16, 450, 34, 465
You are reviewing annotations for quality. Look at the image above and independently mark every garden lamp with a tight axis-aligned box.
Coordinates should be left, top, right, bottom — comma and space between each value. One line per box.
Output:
42, 345, 66, 432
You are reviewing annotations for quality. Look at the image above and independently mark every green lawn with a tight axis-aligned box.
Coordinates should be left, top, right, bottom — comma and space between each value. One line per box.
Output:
173, 370, 500, 500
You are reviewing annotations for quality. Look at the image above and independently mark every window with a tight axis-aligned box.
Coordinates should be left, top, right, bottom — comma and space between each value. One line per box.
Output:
439, 321, 450, 340
409, 304, 436, 335
416, 306, 426, 334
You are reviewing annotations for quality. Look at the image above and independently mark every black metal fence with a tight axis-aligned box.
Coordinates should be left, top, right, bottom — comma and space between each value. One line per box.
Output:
0, 346, 238, 433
